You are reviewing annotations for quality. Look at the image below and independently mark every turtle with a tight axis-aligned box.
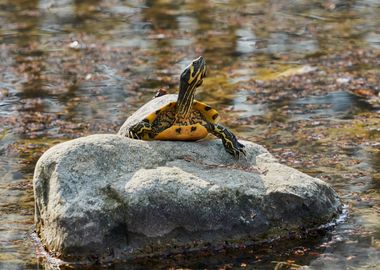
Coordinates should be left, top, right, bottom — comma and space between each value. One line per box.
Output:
119, 56, 246, 158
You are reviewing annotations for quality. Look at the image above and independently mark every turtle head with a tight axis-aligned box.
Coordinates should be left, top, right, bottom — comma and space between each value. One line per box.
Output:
176, 56, 207, 119
180, 56, 207, 91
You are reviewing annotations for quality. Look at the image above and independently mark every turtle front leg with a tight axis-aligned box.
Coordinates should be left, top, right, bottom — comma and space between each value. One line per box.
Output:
128, 120, 154, 140
205, 123, 246, 158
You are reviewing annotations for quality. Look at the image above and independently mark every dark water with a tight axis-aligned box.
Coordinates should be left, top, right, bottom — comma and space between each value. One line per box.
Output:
0, 0, 379, 269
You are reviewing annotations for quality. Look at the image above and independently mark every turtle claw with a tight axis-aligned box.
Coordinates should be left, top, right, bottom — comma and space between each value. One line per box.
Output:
226, 140, 246, 159
128, 130, 140, 140
236, 144, 247, 159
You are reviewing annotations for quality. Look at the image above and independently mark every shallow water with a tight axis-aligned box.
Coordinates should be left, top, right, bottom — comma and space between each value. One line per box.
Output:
0, 0, 379, 269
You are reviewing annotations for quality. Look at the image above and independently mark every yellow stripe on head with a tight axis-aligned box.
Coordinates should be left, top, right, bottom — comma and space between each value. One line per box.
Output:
188, 64, 201, 84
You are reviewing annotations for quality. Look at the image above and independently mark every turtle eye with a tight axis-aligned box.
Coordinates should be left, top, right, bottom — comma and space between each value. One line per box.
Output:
196, 79, 203, 87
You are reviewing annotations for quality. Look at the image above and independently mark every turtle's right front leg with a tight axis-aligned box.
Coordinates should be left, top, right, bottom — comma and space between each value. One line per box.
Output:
128, 120, 154, 140
205, 122, 246, 158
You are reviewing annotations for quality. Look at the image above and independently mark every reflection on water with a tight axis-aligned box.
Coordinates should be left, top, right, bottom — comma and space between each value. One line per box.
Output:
0, 0, 379, 269
290, 91, 374, 119
233, 91, 268, 117
234, 91, 375, 119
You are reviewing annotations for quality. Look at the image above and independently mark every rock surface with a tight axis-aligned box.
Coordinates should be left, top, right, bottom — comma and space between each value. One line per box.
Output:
33, 134, 341, 264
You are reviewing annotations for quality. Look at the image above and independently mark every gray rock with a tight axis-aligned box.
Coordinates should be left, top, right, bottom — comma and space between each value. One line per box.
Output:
33, 134, 341, 263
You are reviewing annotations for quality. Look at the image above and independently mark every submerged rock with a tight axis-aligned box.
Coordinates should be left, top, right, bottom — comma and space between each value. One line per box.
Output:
33, 134, 341, 264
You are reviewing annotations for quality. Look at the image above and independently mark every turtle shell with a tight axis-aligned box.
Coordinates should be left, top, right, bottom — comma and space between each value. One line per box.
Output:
119, 94, 220, 141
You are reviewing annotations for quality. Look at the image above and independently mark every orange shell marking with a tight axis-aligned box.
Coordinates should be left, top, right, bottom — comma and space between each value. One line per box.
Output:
148, 100, 220, 141
192, 100, 220, 124
154, 123, 208, 141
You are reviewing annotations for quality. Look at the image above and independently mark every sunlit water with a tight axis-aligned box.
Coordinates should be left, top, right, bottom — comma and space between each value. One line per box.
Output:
0, 0, 379, 269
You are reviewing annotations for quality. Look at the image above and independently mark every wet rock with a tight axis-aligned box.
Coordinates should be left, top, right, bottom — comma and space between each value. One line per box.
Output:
33, 134, 341, 264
